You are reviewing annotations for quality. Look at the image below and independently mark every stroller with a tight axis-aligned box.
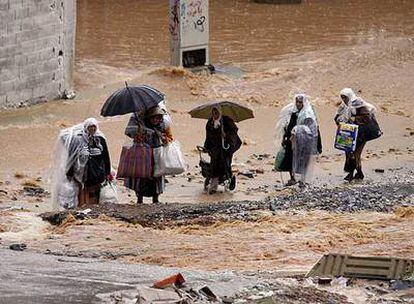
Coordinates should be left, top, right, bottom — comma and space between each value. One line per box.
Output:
197, 145, 231, 193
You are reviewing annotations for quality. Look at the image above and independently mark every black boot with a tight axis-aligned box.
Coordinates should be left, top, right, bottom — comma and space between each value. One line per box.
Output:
152, 195, 160, 204
229, 176, 236, 191
354, 169, 364, 180
137, 196, 144, 204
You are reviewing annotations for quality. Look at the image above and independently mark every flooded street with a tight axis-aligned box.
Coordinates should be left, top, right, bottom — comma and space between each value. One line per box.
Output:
76, 0, 414, 69
1, 1, 414, 302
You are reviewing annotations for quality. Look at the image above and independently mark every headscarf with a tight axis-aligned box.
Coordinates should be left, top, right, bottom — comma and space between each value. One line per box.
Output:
212, 107, 222, 129
82, 118, 105, 141
294, 94, 317, 125
336, 88, 376, 121
275, 93, 318, 142
82, 118, 105, 156
159, 99, 172, 126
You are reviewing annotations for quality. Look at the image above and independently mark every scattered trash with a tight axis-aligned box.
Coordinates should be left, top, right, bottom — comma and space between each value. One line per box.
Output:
153, 273, 185, 289
375, 168, 385, 173
137, 286, 182, 304
79, 208, 92, 215
199, 286, 218, 301
317, 277, 333, 285
9, 243, 27, 251
134, 274, 221, 304
23, 186, 45, 196
63, 90, 76, 100
248, 290, 274, 300
238, 171, 254, 179
330, 276, 349, 288
390, 280, 414, 291
255, 168, 265, 174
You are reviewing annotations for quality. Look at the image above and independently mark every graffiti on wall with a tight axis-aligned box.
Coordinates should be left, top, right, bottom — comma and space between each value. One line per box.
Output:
169, 0, 180, 40
181, 0, 208, 46
170, 0, 208, 48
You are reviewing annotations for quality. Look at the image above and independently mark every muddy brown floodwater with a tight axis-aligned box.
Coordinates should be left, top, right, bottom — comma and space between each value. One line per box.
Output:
76, 0, 414, 69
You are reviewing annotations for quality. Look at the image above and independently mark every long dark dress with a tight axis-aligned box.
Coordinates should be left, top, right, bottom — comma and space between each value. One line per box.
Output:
124, 115, 167, 197
204, 116, 242, 180
67, 134, 111, 206
279, 113, 297, 172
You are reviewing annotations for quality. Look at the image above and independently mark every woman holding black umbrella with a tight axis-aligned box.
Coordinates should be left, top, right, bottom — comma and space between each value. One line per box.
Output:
124, 107, 173, 204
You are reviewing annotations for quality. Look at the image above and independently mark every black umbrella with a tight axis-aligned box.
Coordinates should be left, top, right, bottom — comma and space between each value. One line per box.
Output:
100, 83, 165, 117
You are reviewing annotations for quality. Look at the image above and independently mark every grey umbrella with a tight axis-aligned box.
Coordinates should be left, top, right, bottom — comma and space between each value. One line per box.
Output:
188, 101, 254, 122
101, 83, 164, 117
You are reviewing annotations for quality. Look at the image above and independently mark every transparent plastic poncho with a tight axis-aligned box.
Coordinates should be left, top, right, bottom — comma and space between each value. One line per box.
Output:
50, 118, 105, 209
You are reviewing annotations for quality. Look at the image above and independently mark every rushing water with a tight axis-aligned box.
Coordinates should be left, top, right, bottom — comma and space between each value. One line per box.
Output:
76, 0, 414, 69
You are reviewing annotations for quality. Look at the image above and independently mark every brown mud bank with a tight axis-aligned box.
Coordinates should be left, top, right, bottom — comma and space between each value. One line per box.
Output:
13, 177, 408, 273
41, 174, 414, 228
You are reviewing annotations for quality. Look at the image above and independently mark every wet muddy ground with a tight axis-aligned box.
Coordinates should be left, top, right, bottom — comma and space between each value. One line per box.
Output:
1, 174, 413, 302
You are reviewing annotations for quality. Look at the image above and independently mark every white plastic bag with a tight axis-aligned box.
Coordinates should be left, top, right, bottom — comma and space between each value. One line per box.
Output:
99, 181, 118, 204
58, 178, 79, 209
154, 141, 186, 177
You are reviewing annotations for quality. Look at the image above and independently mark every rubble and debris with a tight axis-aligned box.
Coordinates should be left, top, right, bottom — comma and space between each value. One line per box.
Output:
153, 273, 185, 289
269, 180, 413, 213
22, 186, 45, 196
9, 243, 27, 251
137, 286, 183, 304
237, 171, 254, 179
135, 274, 221, 304
390, 280, 414, 291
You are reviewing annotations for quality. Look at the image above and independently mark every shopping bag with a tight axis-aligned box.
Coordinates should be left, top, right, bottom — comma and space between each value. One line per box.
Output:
58, 178, 79, 209
364, 114, 382, 141
117, 144, 153, 178
334, 123, 358, 152
274, 146, 285, 172
153, 141, 186, 177
99, 181, 118, 204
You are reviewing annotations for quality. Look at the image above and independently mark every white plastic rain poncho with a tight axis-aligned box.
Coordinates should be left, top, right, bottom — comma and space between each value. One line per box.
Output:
50, 118, 106, 209
159, 99, 172, 126
275, 93, 319, 177
336, 88, 376, 123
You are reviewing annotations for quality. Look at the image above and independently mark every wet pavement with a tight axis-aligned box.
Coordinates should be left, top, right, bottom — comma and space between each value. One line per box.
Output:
0, 249, 257, 304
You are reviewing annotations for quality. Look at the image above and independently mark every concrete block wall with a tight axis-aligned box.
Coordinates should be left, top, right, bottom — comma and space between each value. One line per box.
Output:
0, 0, 76, 108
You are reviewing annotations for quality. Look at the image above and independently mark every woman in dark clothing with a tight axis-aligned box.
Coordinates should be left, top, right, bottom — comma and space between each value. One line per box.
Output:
276, 94, 321, 186
335, 88, 381, 181
204, 107, 242, 193
124, 107, 173, 204
279, 111, 298, 182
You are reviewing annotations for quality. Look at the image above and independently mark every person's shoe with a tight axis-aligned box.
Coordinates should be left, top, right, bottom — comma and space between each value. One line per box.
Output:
344, 172, 354, 182
137, 196, 144, 204
285, 179, 297, 186
152, 195, 160, 204
298, 181, 306, 188
354, 170, 364, 180
229, 176, 236, 191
